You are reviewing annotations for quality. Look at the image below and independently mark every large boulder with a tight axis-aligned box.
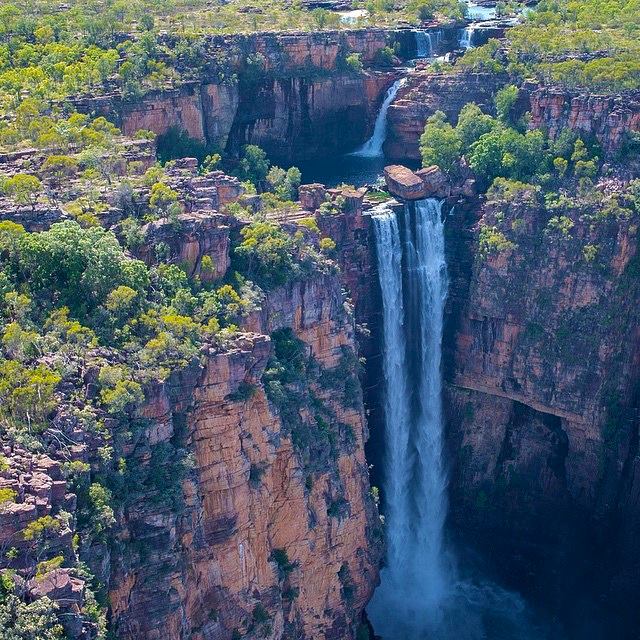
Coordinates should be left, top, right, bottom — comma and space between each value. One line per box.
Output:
384, 165, 428, 200
416, 165, 450, 198
299, 183, 328, 211
384, 164, 450, 200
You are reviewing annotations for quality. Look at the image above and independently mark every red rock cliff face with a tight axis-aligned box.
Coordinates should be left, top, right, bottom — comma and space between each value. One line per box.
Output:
527, 86, 640, 156
80, 30, 400, 163
385, 71, 508, 161
442, 186, 640, 621
108, 272, 381, 640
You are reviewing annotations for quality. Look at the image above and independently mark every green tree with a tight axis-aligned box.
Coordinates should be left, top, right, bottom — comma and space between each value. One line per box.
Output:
0, 591, 64, 640
234, 222, 297, 289
456, 103, 496, 151
149, 182, 181, 220
18, 221, 149, 317
2, 174, 41, 209
419, 111, 462, 174
239, 145, 270, 187
0, 361, 60, 431
495, 85, 519, 124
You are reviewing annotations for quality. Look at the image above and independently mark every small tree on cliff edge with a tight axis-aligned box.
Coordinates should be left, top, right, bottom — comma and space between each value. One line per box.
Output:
240, 145, 270, 189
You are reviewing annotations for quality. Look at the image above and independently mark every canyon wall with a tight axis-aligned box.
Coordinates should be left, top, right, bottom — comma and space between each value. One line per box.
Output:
385, 71, 508, 161
0, 159, 382, 640
385, 72, 640, 163
527, 85, 640, 156
442, 185, 640, 631
109, 271, 382, 640
77, 29, 407, 163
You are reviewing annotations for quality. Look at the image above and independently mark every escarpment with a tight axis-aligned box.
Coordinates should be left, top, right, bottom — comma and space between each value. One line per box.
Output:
76, 29, 412, 164
385, 71, 640, 163
0, 152, 381, 640
442, 180, 640, 628
109, 276, 381, 640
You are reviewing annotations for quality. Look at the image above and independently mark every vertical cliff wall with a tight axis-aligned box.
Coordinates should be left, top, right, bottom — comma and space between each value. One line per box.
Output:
527, 86, 640, 156
442, 184, 640, 631
107, 271, 382, 640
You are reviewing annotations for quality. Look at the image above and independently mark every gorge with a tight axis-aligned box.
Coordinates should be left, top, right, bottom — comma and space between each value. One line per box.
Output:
1, 1, 640, 640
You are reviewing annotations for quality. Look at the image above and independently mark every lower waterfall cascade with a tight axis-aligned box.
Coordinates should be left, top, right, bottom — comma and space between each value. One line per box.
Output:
367, 199, 558, 640
367, 199, 451, 638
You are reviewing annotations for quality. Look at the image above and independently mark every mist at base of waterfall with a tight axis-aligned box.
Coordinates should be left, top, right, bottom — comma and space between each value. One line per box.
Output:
369, 569, 563, 640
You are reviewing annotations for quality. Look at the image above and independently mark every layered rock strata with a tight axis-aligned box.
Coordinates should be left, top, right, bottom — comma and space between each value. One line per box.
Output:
442, 181, 640, 629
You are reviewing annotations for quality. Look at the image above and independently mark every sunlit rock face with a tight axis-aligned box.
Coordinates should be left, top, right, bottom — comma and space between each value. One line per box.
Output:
108, 271, 382, 640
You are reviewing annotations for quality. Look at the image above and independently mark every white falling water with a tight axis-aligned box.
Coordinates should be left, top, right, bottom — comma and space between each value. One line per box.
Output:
368, 199, 451, 639
368, 201, 548, 640
459, 26, 475, 49
350, 78, 405, 158
415, 30, 442, 58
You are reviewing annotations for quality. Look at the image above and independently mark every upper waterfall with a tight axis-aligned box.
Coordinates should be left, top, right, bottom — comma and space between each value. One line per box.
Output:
415, 30, 442, 58
350, 78, 405, 158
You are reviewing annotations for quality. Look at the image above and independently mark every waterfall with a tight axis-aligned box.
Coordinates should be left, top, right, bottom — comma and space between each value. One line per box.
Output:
459, 26, 475, 49
415, 30, 443, 58
350, 78, 405, 158
367, 201, 549, 639
368, 199, 451, 638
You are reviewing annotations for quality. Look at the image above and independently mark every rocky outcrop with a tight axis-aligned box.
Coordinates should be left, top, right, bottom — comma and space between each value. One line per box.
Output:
384, 164, 450, 200
108, 271, 381, 640
527, 86, 640, 156
136, 212, 234, 281
0, 446, 95, 639
385, 70, 508, 160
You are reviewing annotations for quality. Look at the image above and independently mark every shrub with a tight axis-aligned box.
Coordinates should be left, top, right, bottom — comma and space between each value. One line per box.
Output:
239, 145, 270, 187
22, 516, 61, 541
269, 548, 296, 577
420, 111, 462, 174
0, 488, 17, 506
149, 182, 180, 219
583, 244, 598, 262
478, 225, 516, 258
345, 53, 363, 72
234, 222, 297, 289
1, 174, 41, 208
546, 215, 574, 236
35, 555, 64, 581
495, 85, 519, 124
374, 46, 395, 67
319, 237, 337, 254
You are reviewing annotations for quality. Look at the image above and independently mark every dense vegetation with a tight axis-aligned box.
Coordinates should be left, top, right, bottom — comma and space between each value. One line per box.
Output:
420, 86, 602, 188
0, 0, 466, 145
454, 0, 640, 90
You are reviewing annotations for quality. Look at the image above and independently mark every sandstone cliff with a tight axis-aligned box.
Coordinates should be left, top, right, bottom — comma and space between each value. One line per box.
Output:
385, 71, 508, 161
75, 29, 406, 163
109, 270, 382, 639
0, 158, 381, 640
527, 85, 640, 156
442, 180, 640, 629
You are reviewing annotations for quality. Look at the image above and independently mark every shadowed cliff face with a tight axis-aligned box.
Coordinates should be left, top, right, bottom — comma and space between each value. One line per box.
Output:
440, 186, 640, 637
